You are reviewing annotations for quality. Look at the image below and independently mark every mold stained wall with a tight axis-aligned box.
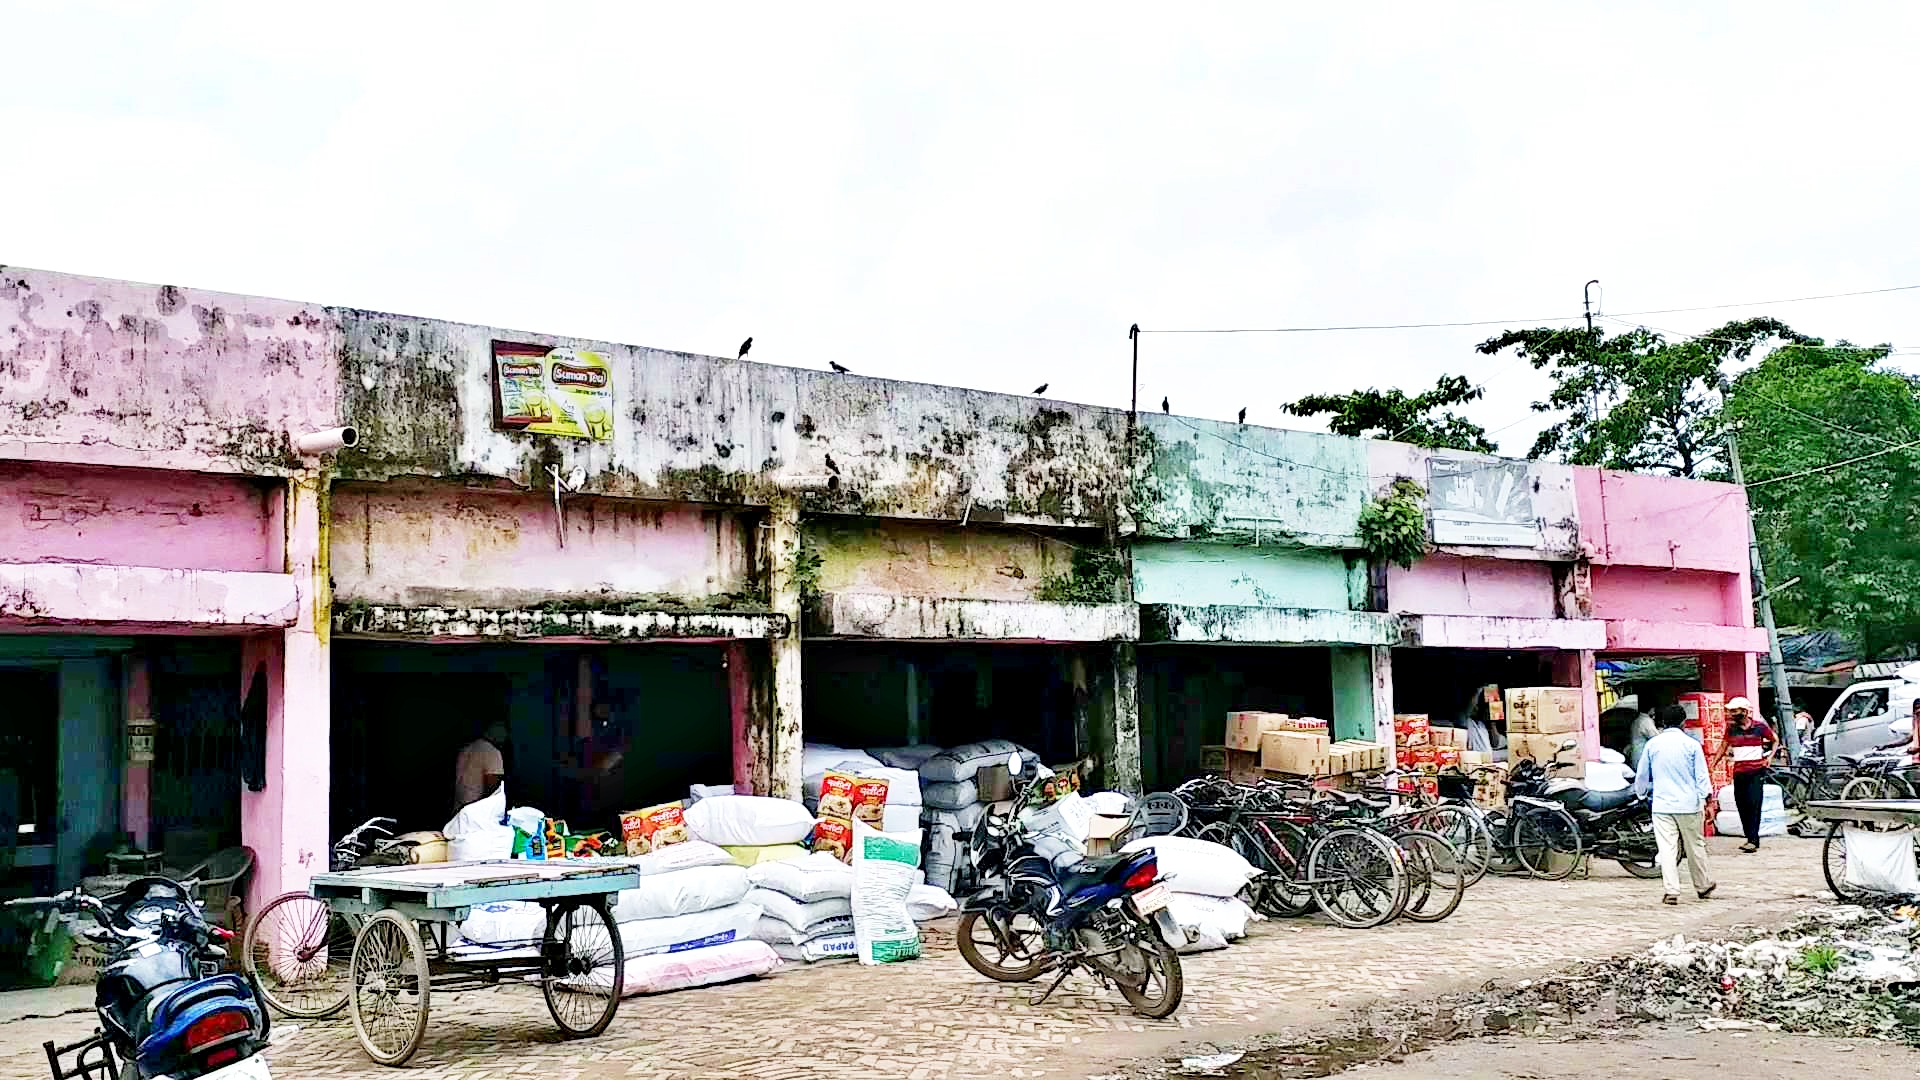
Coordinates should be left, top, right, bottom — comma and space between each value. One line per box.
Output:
1368, 440, 1581, 561
0, 461, 275, 572
1131, 542, 1362, 611
0, 267, 341, 474
807, 518, 1076, 602
1572, 467, 1753, 628
329, 483, 754, 608
1134, 414, 1366, 545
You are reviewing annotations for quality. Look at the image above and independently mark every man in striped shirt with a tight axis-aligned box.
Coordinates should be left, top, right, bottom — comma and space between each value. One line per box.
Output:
1725, 696, 1778, 853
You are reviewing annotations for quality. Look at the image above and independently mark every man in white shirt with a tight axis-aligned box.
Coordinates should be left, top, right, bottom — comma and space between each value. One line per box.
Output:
454, 721, 509, 811
1633, 705, 1716, 905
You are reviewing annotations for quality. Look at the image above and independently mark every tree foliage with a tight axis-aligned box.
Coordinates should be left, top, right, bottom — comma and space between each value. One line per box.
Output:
1284, 374, 1498, 453
1479, 317, 1802, 478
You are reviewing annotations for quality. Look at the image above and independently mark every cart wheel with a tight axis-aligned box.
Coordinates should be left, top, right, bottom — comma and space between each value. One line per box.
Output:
349, 909, 431, 1066
542, 900, 625, 1038
1823, 821, 1861, 901
244, 891, 354, 1019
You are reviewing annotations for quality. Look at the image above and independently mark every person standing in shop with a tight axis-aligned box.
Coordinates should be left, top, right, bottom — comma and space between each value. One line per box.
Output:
454, 719, 510, 812
1634, 704, 1717, 905
1724, 696, 1778, 853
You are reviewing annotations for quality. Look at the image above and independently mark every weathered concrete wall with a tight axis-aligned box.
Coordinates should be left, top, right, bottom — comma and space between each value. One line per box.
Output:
0, 267, 341, 474
0, 462, 274, 572
1399, 613, 1607, 651
1131, 542, 1362, 610
1369, 441, 1581, 560
1140, 604, 1401, 646
1573, 467, 1749, 574
808, 518, 1075, 602
1134, 416, 1366, 545
0, 562, 298, 631
329, 483, 755, 609
806, 593, 1137, 642
1388, 554, 1557, 618
1590, 565, 1743, 627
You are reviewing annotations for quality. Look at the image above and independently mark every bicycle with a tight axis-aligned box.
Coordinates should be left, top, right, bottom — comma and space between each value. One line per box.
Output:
243, 817, 406, 1018
1475, 762, 1585, 880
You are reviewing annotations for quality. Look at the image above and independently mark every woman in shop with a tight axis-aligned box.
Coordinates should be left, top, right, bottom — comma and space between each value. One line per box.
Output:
1724, 696, 1778, 853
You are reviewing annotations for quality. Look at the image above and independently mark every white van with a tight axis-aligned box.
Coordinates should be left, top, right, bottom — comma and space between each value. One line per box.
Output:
1812, 662, 1920, 759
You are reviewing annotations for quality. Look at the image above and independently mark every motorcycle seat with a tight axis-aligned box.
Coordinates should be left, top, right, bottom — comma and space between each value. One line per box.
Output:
1580, 787, 1640, 813
1054, 853, 1133, 895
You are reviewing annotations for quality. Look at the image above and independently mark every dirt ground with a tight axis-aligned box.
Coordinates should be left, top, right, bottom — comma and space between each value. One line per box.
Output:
1347, 1027, 1920, 1079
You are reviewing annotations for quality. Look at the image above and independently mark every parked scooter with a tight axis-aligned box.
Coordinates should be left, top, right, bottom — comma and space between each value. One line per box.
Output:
954, 752, 1187, 1018
1518, 740, 1662, 878
9, 879, 271, 1080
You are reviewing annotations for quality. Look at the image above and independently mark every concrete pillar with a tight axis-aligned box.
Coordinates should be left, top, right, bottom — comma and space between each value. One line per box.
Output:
1698, 652, 1759, 706
1551, 648, 1601, 760
1098, 643, 1143, 794
725, 640, 776, 794
122, 654, 151, 850
240, 471, 330, 911
1330, 647, 1375, 743
57, 657, 118, 886
765, 499, 805, 799
1370, 645, 1396, 762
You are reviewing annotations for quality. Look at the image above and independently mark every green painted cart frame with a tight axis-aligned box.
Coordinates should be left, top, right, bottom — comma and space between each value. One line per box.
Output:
307, 859, 643, 1066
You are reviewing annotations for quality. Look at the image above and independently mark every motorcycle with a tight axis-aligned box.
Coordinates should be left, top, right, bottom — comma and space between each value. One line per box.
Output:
1520, 740, 1661, 879
11, 879, 271, 1080
953, 752, 1187, 1018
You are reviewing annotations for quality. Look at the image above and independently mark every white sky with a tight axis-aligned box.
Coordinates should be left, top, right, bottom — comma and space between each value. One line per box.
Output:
6, 3, 1918, 456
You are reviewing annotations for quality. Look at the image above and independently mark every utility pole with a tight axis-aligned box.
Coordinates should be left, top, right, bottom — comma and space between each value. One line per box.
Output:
1727, 431, 1800, 763
1127, 324, 1140, 517
1583, 280, 1601, 434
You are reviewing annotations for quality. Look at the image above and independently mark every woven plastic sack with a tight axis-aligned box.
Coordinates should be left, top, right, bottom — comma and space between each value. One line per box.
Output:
616, 901, 762, 956
1843, 826, 1920, 895
685, 795, 816, 847
611, 865, 750, 922
620, 939, 780, 996
1118, 835, 1259, 897
851, 818, 922, 964
746, 851, 854, 903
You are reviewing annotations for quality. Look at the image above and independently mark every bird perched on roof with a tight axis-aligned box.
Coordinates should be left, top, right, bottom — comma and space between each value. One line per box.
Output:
738, 337, 752, 359
829, 361, 851, 374
1238, 407, 1246, 424
1032, 383, 1048, 395
1161, 397, 1170, 413
824, 454, 840, 475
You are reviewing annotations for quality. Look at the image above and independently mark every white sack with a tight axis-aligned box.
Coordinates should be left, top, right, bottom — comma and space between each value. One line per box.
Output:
630, 840, 737, 875
617, 901, 762, 956
507, 806, 545, 835
851, 819, 922, 964
619, 939, 780, 996
751, 913, 854, 946
1843, 826, 1920, 895
1023, 792, 1093, 842
1119, 835, 1260, 898
884, 804, 922, 833
1177, 924, 1229, 954
922, 780, 979, 810
745, 887, 853, 930
870, 745, 944, 770
1584, 761, 1635, 792
1165, 893, 1256, 942
611, 864, 751, 922
773, 933, 859, 963
1083, 791, 1133, 817
919, 740, 1027, 783
1712, 784, 1790, 837
906, 883, 956, 922
685, 795, 817, 847
458, 900, 545, 946
802, 744, 882, 776
444, 785, 514, 862
686, 783, 738, 804
746, 851, 854, 903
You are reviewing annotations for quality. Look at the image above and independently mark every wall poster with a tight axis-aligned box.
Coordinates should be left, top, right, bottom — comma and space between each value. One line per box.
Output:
1425, 454, 1538, 547
491, 341, 615, 440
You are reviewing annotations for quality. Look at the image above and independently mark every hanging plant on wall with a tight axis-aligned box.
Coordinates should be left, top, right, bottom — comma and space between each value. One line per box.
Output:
1358, 478, 1430, 569
1035, 547, 1125, 603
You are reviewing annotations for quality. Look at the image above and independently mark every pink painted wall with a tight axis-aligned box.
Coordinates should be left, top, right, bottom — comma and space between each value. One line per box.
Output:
1388, 555, 1556, 618
330, 483, 753, 607
1572, 468, 1749, 573
1590, 566, 1744, 626
1, 269, 340, 474
0, 462, 273, 571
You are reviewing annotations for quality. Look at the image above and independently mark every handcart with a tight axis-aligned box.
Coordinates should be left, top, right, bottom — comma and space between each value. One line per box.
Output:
303, 859, 642, 1066
1804, 799, 1920, 901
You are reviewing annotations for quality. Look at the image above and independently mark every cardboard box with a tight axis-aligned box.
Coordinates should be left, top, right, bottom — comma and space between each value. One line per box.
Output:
1427, 726, 1459, 748
1260, 730, 1331, 776
1279, 715, 1329, 733
1505, 687, 1584, 734
1225, 748, 1263, 784
1459, 749, 1495, 767
1435, 745, 1462, 769
1394, 714, 1431, 746
1328, 739, 1386, 773
1508, 731, 1580, 767
1084, 814, 1130, 856
1483, 685, 1506, 724
1226, 711, 1289, 752
1200, 744, 1229, 774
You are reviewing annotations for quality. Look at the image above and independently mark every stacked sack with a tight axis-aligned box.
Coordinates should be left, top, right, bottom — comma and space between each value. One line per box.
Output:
801, 744, 925, 835
1117, 835, 1263, 954
917, 739, 1029, 892
685, 792, 819, 866
609, 840, 777, 995
747, 850, 857, 962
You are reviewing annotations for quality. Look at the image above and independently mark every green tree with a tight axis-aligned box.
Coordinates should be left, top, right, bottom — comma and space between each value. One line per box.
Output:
1284, 373, 1498, 452
1478, 317, 1802, 477
1722, 338, 1920, 656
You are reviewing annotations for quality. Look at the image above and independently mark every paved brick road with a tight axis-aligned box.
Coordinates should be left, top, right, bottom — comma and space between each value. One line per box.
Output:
0, 837, 1829, 1079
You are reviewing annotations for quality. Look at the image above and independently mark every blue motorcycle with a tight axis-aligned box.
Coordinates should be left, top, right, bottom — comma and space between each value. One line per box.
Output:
955, 753, 1186, 1018
11, 879, 271, 1080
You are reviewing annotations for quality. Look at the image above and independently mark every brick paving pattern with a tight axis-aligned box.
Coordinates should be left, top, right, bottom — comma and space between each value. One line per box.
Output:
0, 838, 1827, 1079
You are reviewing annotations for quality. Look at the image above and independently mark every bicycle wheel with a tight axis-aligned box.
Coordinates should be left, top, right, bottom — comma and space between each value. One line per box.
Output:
348, 910, 430, 1066
1823, 821, 1859, 901
1306, 827, 1406, 929
1513, 806, 1583, 881
244, 891, 355, 1019
1842, 775, 1893, 801
543, 900, 624, 1038
1213, 821, 1313, 917
1425, 804, 1492, 888
1480, 808, 1525, 876
1393, 830, 1465, 923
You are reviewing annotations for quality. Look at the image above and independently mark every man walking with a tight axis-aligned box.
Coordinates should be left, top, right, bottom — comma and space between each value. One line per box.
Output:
1634, 704, 1716, 905
1724, 696, 1778, 852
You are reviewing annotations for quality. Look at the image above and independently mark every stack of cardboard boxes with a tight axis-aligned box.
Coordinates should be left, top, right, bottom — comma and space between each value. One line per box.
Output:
1679, 692, 1730, 836
1211, 712, 1385, 784
1504, 687, 1585, 777
1393, 713, 1440, 800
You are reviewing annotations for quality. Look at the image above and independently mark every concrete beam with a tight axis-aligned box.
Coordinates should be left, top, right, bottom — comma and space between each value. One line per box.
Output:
1604, 619, 1768, 655
1139, 603, 1400, 646
0, 562, 299, 630
334, 604, 788, 642
1399, 613, 1607, 651
806, 593, 1139, 642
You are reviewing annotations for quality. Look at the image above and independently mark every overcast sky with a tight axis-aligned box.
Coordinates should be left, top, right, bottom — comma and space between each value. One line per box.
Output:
6, 3, 1918, 455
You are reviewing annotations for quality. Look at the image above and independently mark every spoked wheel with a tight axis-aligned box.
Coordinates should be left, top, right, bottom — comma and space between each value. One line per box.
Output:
1100, 913, 1184, 1019
1842, 775, 1895, 801
1823, 821, 1862, 901
1208, 821, 1312, 917
1514, 807, 1584, 881
543, 900, 625, 1038
1306, 827, 1407, 929
1425, 805, 1493, 888
244, 891, 355, 1019
1481, 809, 1526, 876
1393, 830, 1465, 923
1614, 819, 1663, 879
957, 908, 1051, 982
349, 910, 431, 1066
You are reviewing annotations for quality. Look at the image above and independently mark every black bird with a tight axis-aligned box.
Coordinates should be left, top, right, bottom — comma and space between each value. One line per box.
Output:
1032, 383, 1048, 395
829, 361, 851, 374
1238, 407, 1246, 424
824, 454, 840, 475
1161, 396, 1170, 413
738, 337, 752, 359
